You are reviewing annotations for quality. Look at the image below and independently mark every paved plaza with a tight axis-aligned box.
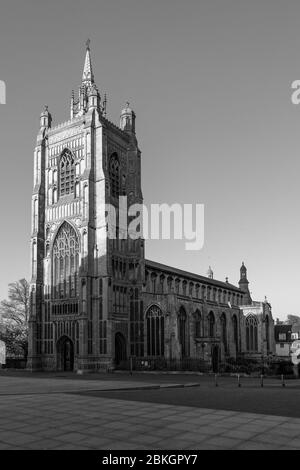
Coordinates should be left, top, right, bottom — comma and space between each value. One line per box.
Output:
0, 372, 300, 450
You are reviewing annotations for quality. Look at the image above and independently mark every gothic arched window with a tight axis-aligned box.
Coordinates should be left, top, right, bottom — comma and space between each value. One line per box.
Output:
146, 305, 164, 356
178, 306, 187, 357
59, 149, 75, 197
109, 153, 120, 198
159, 275, 165, 294
232, 314, 238, 352
221, 313, 227, 352
194, 309, 201, 338
246, 315, 258, 352
208, 311, 215, 337
52, 222, 80, 299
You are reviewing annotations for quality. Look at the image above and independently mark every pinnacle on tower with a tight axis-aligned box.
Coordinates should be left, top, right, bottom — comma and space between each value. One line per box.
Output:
239, 261, 252, 305
120, 101, 136, 134
82, 39, 94, 85
71, 40, 101, 118
40, 104, 52, 129
207, 266, 213, 279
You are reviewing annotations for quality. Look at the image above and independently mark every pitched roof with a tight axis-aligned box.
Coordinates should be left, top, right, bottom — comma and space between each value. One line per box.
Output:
145, 259, 242, 293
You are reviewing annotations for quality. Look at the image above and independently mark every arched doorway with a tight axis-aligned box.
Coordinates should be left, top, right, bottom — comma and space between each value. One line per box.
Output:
56, 336, 74, 372
115, 332, 127, 367
211, 345, 219, 373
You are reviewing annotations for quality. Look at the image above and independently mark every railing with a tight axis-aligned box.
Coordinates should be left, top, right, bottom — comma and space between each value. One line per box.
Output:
116, 356, 296, 376
4, 356, 27, 369
116, 357, 211, 372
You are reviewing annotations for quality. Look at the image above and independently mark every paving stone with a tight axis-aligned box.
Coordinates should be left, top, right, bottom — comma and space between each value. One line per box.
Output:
235, 440, 280, 450
22, 439, 67, 450
156, 438, 198, 449
222, 429, 258, 440
178, 432, 209, 442
203, 436, 242, 449
2, 375, 300, 450
282, 437, 300, 448
56, 432, 88, 443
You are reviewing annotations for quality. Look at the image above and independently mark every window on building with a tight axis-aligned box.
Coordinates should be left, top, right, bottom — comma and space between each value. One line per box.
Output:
52, 222, 80, 299
151, 274, 156, 293
232, 314, 238, 353
194, 310, 201, 338
178, 306, 187, 357
33, 199, 38, 231
109, 153, 120, 198
159, 275, 165, 294
167, 276, 173, 293
146, 305, 164, 356
59, 149, 75, 197
221, 313, 227, 352
32, 241, 37, 277
246, 315, 258, 352
208, 311, 215, 337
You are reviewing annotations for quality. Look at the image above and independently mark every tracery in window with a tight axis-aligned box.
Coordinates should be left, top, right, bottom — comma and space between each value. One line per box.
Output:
246, 315, 258, 351
232, 314, 238, 353
208, 311, 215, 337
221, 313, 227, 352
109, 153, 120, 198
59, 149, 75, 197
146, 305, 164, 356
178, 306, 187, 357
194, 309, 201, 338
52, 222, 79, 299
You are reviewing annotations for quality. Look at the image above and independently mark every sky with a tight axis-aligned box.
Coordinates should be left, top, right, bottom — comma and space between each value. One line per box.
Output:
0, 0, 299, 319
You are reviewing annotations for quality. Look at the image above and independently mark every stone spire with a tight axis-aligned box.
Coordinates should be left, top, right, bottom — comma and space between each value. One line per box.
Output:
71, 40, 101, 118
82, 39, 94, 85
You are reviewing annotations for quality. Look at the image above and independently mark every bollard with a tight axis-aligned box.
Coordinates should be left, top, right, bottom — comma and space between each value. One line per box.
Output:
281, 374, 286, 388
215, 374, 218, 387
260, 374, 264, 387
238, 374, 241, 387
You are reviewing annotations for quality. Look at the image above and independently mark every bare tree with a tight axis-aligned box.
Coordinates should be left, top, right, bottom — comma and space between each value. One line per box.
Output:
0, 279, 30, 357
0, 279, 30, 326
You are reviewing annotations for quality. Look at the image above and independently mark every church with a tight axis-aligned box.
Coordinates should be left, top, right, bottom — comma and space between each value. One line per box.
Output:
28, 43, 275, 372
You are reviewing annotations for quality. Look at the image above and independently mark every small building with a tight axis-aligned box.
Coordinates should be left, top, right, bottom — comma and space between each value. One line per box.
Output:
275, 324, 292, 359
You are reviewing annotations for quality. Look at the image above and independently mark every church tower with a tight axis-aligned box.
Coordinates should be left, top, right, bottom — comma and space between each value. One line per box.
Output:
28, 42, 144, 371
239, 262, 252, 305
